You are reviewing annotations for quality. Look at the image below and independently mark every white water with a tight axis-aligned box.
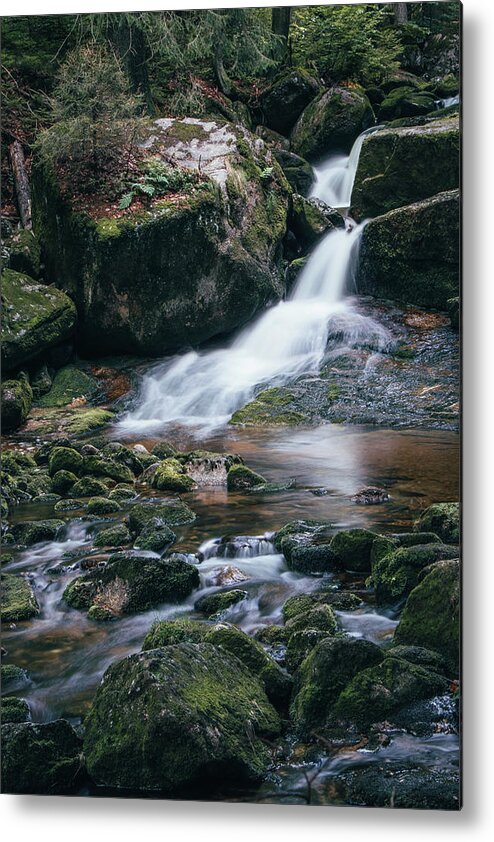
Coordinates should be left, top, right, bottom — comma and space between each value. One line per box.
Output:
436, 94, 460, 109
309, 125, 383, 209
117, 128, 390, 437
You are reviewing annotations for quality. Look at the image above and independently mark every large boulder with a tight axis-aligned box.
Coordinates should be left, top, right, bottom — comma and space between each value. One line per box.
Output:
372, 542, 458, 605
1, 573, 39, 623
351, 116, 459, 219
290, 195, 345, 250
378, 86, 437, 121
83, 643, 281, 792
356, 190, 459, 309
1, 269, 76, 372
1, 719, 82, 794
414, 502, 460, 544
394, 559, 460, 676
334, 762, 460, 810
260, 68, 321, 135
272, 149, 315, 196
32, 118, 290, 356
0, 372, 32, 432
290, 86, 375, 160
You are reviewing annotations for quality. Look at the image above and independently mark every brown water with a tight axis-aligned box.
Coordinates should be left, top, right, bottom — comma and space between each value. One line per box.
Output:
2, 422, 460, 800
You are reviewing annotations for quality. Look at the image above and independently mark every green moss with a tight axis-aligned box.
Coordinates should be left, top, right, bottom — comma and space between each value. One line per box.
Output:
326, 384, 341, 401
151, 458, 195, 493
37, 366, 99, 408
370, 535, 399, 566
1, 450, 37, 475
291, 86, 374, 160
1, 696, 31, 723
330, 528, 379, 573
54, 498, 83, 513
11, 519, 64, 546
230, 388, 304, 427
285, 603, 338, 636
1, 573, 39, 622
83, 455, 134, 484
51, 470, 78, 494
151, 442, 178, 459
194, 589, 248, 617
71, 476, 109, 497
1, 373, 33, 433
372, 543, 456, 605
108, 485, 136, 502
1, 719, 82, 794
127, 501, 196, 534
226, 464, 266, 491
415, 502, 460, 544
6, 229, 41, 278
285, 629, 331, 673
93, 524, 131, 548
1, 663, 30, 690
48, 446, 83, 476
66, 409, 114, 436
86, 497, 122, 515
284, 541, 338, 574
142, 618, 209, 650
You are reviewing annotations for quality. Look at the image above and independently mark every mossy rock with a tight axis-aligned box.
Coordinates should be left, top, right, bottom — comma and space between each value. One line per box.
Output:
1, 696, 31, 724
351, 118, 459, 219
54, 498, 83, 513
254, 625, 290, 646
194, 589, 248, 617
332, 656, 448, 726
151, 441, 178, 459
226, 464, 266, 491
291, 86, 375, 160
101, 443, 145, 476
64, 552, 200, 617
108, 485, 136, 502
1, 373, 33, 433
260, 68, 321, 135
33, 118, 289, 357
48, 446, 83, 477
134, 522, 176, 553
372, 542, 457, 605
51, 470, 78, 495
290, 636, 384, 735
5, 228, 41, 278
127, 501, 196, 534
93, 524, 132, 548
30, 363, 52, 399
86, 496, 122, 515
1, 269, 76, 372
151, 458, 195, 493
83, 643, 281, 792
1, 663, 30, 692
65, 408, 114, 436
370, 535, 399, 566
330, 528, 379, 573
82, 455, 134, 484
273, 519, 326, 551
285, 603, 338, 636
1, 449, 37, 475
1, 573, 39, 622
283, 540, 338, 575
142, 618, 209, 650
394, 560, 460, 676
71, 476, 109, 497
356, 190, 459, 309
414, 502, 460, 544
282, 591, 362, 622
37, 365, 99, 408
1, 719, 82, 794
335, 762, 460, 810
290, 194, 345, 249
230, 387, 305, 427
385, 644, 448, 676
284, 629, 332, 673
378, 86, 437, 121
10, 518, 64, 546
273, 149, 315, 196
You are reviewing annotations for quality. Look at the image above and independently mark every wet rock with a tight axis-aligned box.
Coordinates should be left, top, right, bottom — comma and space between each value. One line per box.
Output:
134, 523, 176, 553
1, 269, 76, 372
290, 195, 345, 250
371, 542, 458, 605
10, 518, 64, 546
273, 520, 328, 551
291, 86, 374, 159
83, 643, 281, 792
394, 559, 460, 676
356, 190, 460, 310
64, 551, 200, 618
71, 476, 110, 497
1, 373, 32, 433
181, 450, 243, 487
282, 540, 338, 575
226, 464, 266, 491
378, 86, 436, 121
1, 663, 31, 693
83, 455, 134, 484
194, 589, 248, 617
1, 696, 31, 724
414, 502, 459, 544
351, 486, 390, 505
151, 458, 195, 493
284, 629, 331, 673
390, 692, 458, 737
285, 604, 338, 638
1, 719, 82, 794
351, 117, 459, 218
386, 644, 449, 675
108, 485, 136, 502
48, 446, 84, 477
142, 618, 209, 649
51, 470, 78, 495
4, 228, 41, 278
93, 524, 132, 548
260, 68, 321, 135
30, 363, 52, 399
330, 528, 379, 573
54, 498, 83, 513
230, 386, 305, 427
291, 637, 384, 735
334, 762, 460, 810
273, 150, 315, 196
34, 118, 290, 357
127, 501, 196, 534
37, 365, 99, 408
206, 565, 250, 586
151, 441, 178, 459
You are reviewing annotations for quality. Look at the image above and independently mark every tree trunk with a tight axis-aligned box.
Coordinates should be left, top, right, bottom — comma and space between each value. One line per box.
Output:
392, 3, 408, 24
272, 7, 292, 66
8, 141, 32, 230
108, 16, 155, 114
213, 42, 233, 98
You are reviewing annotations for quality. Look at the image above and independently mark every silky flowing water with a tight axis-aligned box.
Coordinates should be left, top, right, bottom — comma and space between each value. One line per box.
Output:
2, 127, 460, 802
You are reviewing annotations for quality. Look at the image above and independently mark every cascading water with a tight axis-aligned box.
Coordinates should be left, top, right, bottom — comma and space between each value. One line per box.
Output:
309, 125, 383, 209
436, 93, 460, 109
117, 127, 390, 436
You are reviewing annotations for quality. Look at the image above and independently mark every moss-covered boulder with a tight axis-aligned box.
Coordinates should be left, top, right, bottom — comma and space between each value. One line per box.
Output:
71, 476, 109, 497
37, 365, 99, 407
260, 68, 321, 135
1, 663, 30, 692
329, 528, 379, 573
281, 540, 338, 575
290, 195, 345, 249
230, 386, 305, 427
134, 523, 176, 553
285, 629, 331, 673
142, 618, 209, 650
0, 372, 32, 432
1, 573, 39, 622
33, 118, 290, 357
194, 589, 248, 617
82, 455, 134, 484
83, 643, 281, 792
48, 446, 83, 477
4, 228, 41, 278
1, 269, 76, 372
334, 762, 460, 810
54, 498, 83, 513
51, 470, 77, 495
127, 501, 196, 534
273, 519, 326, 551
285, 603, 338, 636
151, 458, 195, 493
290, 636, 384, 735
30, 363, 52, 399
272, 149, 315, 196
394, 560, 460, 676
226, 464, 266, 491
378, 86, 437, 121
414, 502, 460, 544
356, 190, 459, 309
332, 656, 448, 726
1, 696, 31, 724
291, 86, 374, 159
93, 524, 131, 548
1, 719, 82, 794
385, 644, 448, 675
282, 591, 362, 623
86, 496, 122, 515
351, 117, 459, 218
64, 552, 200, 618
10, 518, 64, 546
372, 543, 458, 605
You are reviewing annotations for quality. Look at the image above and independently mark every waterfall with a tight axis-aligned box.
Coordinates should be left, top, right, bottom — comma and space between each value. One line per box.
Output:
117, 128, 390, 436
309, 125, 383, 209
435, 94, 460, 110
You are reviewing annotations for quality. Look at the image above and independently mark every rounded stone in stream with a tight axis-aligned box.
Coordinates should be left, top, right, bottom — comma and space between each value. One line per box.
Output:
194, 589, 248, 616
83, 643, 281, 793
351, 486, 390, 505
334, 762, 460, 810
1, 719, 83, 794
